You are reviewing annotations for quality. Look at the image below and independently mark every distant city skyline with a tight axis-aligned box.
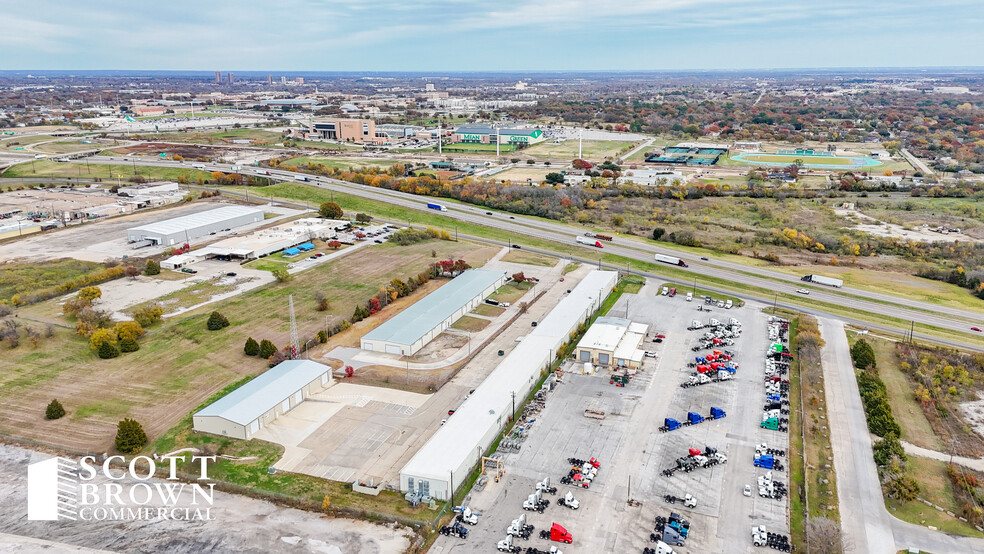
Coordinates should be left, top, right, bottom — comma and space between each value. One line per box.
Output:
2, 0, 982, 71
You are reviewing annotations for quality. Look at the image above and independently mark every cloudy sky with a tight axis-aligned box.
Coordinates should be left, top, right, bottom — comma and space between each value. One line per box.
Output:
2, 0, 982, 70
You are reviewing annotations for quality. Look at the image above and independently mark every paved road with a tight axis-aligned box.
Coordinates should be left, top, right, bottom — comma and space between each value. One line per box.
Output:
821, 319, 984, 554
617, 137, 654, 163
901, 148, 934, 176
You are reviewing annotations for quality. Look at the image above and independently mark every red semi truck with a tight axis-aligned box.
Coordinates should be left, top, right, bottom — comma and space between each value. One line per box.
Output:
575, 236, 604, 248
539, 523, 573, 544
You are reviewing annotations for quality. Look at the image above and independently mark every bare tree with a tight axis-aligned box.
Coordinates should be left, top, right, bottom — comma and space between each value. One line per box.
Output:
806, 516, 852, 554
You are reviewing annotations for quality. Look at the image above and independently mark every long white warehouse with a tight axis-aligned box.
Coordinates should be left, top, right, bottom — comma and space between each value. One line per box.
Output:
399, 269, 618, 500
361, 268, 507, 356
126, 205, 265, 246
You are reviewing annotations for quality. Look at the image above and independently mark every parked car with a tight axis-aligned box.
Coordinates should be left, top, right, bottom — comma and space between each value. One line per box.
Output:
226, 272, 237, 277
655, 334, 666, 339
181, 268, 197, 274
644, 351, 657, 358
743, 484, 752, 497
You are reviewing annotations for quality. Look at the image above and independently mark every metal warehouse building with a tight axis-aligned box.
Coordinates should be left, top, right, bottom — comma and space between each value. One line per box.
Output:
192, 360, 333, 440
451, 125, 544, 145
399, 270, 617, 500
575, 316, 648, 369
360, 269, 508, 356
126, 205, 265, 246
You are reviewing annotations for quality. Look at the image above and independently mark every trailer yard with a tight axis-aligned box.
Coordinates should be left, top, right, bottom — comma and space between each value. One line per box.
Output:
431, 280, 791, 554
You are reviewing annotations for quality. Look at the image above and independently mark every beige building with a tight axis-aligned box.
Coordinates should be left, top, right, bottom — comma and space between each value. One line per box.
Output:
576, 316, 648, 369
193, 360, 334, 440
308, 118, 385, 144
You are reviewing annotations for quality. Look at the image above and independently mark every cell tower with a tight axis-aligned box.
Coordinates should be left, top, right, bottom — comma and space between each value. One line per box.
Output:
288, 294, 299, 359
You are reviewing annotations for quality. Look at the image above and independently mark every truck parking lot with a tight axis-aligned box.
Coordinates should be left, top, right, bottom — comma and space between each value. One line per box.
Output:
431, 279, 790, 554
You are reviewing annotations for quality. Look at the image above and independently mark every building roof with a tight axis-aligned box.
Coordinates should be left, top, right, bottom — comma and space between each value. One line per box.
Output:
576, 316, 630, 352
195, 360, 331, 426
455, 125, 541, 137
400, 270, 618, 482
127, 206, 264, 237
613, 331, 646, 363
362, 269, 505, 347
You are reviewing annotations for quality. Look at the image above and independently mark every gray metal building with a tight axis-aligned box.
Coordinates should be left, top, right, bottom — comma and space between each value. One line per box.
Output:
126, 205, 264, 246
193, 360, 334, 440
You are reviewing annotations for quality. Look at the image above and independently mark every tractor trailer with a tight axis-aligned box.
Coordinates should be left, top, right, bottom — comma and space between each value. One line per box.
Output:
801, 274, 843, 288
576, 236, 604, 248
584, 232, 613, 241
426, 203, 448, 212
654, 254, 688, 268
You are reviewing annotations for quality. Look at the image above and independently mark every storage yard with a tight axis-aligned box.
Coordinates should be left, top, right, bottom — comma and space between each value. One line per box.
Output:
431, 281, 791, 554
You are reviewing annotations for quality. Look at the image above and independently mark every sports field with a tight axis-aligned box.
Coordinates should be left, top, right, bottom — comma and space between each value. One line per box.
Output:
731, 152, 882, 169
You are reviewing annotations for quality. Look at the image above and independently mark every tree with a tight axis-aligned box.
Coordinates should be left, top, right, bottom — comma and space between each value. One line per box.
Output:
144, 259, 161, 276
886, 475, 920, 502
259, 339, 277, 359
97, 340, 120, 359
89, 328, 117, 351
123, 265, 141, 279
652, 227, 666, 241
119, 337, 140, 352
317, 330, 328, 343
207, 311, 230, 330
77, 286, 102, 303
115, 418, 148, 454
850, 338, 876, 370
345, 365, 354, 378
45, 399, 66, 420
113, 320, 144, 341
355, 213, 372, 224
319, 201, 343, 219
327, 240, 341, 250
244, 336, 260, 355
512, 272, 526, 283
272, 268, 291, 282
133, 304, 163, 327
544, 172, 564, 185
805, 517, 846, 554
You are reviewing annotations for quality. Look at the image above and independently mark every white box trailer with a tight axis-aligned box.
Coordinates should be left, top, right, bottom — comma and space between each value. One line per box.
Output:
801, 274, 843, 288
654, 253, 688, 267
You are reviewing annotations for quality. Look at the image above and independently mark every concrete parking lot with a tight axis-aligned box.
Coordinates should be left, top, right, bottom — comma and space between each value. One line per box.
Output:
432, 279, 789, 554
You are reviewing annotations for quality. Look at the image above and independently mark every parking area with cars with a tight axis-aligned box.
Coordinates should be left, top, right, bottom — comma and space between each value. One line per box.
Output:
430, 278, 791, 554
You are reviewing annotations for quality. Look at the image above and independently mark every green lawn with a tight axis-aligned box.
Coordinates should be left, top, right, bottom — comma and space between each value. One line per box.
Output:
885, 456, 984, 538
522, 140, 639, 161
501, 249, 557, 267
2, 159, 210, 182
451, 315, 491, 332
472, 303, 505, 317
867, 336, 942, 450
0, 259, 103, 304
489, 281, 533, 304
1, 134, 59, 150
281, 156, 405, 171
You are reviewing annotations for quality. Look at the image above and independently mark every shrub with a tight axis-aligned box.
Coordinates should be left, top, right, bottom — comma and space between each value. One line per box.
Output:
315, 292, 330, 311
144, 259, 161, 276
206, 311, 230, 331
89, 328, 118, 351
113, 320, 144, 341
856, 370, 901, 437
652, 227, 665, 241
123, 265, 141, 279
119, 337, 140, 352
259, 339, 277, 359
272, 268, 291, 282
317, 330, 328, 343
115, 418, 148, 454
851, 338, 876, 369
132, 304, 164, 327
77, 286, 102, 303
319, 201, 343, 219
97, 340, 120, 359
45, 399, 66, 420
244, 336, 260, 356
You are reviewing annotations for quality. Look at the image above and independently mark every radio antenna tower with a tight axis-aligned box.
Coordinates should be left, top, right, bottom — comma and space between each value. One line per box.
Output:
288, 294, 299, 359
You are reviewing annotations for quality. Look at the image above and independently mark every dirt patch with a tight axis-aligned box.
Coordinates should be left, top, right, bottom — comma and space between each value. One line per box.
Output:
113, 142, 234, 160
960, 392, 984, 442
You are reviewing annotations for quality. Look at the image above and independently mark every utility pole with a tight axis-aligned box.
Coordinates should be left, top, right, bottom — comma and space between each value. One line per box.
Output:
692, 277, 697, 296
511, 391, 516, 419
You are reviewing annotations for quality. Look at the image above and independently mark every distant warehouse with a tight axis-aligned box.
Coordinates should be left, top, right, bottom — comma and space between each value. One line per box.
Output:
126, 205, 264, 246
360, 269, 507, 356
193, 360, 334, 440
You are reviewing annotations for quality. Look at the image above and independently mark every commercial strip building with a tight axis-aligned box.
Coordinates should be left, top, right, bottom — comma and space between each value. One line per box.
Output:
193, 360, 334, 440
305, 118, 387, 144
575, 316, 649, 369
126, 205, 265, 246
361, 269, 508, 356
399, 270, 618, 500
451, 125, 545, 146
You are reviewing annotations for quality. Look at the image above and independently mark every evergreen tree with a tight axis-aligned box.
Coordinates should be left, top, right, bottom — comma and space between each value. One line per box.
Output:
115, 418, 148, 454
207, 311, 230, 330
244, 337, 260, 356
144, 259, 161, 276
98, 340, 120, 359
119, 337, 140, 352
259, 339, 277, 358
45, 399, 66, 420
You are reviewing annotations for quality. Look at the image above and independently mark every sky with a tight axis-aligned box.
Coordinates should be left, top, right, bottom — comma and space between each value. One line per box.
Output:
2, 0, 982, 71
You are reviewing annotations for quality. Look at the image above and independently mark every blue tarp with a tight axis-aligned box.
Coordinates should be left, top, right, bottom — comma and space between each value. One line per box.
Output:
298, 242, 315, 251
284, 248, 301, 256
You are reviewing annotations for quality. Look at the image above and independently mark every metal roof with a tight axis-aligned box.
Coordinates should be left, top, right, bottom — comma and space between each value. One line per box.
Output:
454, 125, 540, 137
127, 206, 264, 237
576, 316, 630, 352
362, 269, 505, 347
400, 270, 618, 482
195, 360, 331, 426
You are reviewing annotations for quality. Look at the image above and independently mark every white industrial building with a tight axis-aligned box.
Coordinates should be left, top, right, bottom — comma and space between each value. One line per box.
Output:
619, 169, 685, 186
193, 360, 334, 440
117, 181, 179, 197
575, 316, 648, 369
361, 269, 508, 356
399, 270, 618, 500
196, 218, 345, 260
126, 205, 265, 246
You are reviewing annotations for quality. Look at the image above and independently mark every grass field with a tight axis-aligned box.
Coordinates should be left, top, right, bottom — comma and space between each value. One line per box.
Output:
280, 155, 406, 171
451, 315, 491, 332
0, 238, 497, 453
523, 140, 639, 160
1, 134, 58, 150
1, 159, 210, 182
494, 167, 551, 183
0, 259, 103, 304
501, 249, 557, 267
33, 140, 105, 154
489, 281, 533, 304
472, 303, 505, 317
885, 456, 984, 538
866, 336, 942, 450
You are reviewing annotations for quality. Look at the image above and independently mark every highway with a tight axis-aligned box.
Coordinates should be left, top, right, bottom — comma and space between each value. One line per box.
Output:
71, 154, 983, 349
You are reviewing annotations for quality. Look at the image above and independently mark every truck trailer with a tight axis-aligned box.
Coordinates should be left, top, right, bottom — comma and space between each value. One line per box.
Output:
585, 232, 613, 241
426, 202, 448, 212
575, 236, 604, 248
801, 274, 843, 287
654, 254, 688, 268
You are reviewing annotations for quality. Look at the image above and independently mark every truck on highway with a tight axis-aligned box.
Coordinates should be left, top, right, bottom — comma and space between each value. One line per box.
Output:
294, 175, 309, 182
585, 232, 613, 241
576, 236, 604, 248
801, 274, 843, 288
426, 203, 448, 212
654, 254, 688, 268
